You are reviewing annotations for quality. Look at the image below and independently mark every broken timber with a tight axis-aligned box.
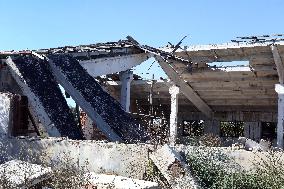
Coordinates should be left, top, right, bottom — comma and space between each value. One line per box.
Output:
47, 54, 149, 143
129, 40, 213, 118
6, 55, 84, 139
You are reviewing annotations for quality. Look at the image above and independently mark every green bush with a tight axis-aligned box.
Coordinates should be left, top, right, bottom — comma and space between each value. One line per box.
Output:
199, 134, 221, 147
186, 148, 284, 189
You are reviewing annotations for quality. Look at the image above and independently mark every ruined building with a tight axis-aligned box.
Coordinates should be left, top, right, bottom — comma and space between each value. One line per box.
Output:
0, 35, 284, 147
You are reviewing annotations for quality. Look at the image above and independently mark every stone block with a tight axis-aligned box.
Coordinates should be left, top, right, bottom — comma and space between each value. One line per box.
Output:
0, 160, 52, 188
150, 144, 198, 189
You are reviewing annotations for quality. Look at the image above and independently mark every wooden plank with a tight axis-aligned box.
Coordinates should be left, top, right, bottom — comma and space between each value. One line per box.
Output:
181, 71, 255, 81
200, 95, 276, 100
131, 92, 276, 100
205, 99, 277, 106
155, 57, 213, 118
249, 57, 275, 66
190, 80, 277, 91
181, 74, 278, 82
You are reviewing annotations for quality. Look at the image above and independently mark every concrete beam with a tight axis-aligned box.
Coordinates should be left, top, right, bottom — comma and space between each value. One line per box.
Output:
169, 85, 179, 145
156, 57, 213, 118
6, 57, 61, 137
271, 45, 284, 83
47, 55, 149, 143
79, 53, 149, 77
47, 56, 123, 142
119, 70, 133, 112
275, 84, 284, 148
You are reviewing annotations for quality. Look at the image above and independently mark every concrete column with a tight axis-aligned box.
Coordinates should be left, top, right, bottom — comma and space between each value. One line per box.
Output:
244, 122, 262, 141
204, 120, 220, 136
119, 70, 133, 112
169, 85, 179, 145
275, 84, 284, 148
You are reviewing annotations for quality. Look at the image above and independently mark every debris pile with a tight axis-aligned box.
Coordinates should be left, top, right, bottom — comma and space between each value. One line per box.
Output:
0, 160, 52, 188
150, 144, 199, 189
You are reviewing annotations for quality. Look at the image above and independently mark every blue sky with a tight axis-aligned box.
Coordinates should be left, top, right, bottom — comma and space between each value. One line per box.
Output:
0, 0, 283, 79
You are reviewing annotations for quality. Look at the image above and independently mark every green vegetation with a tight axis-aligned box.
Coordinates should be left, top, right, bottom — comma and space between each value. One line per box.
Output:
187, 148, 284, 189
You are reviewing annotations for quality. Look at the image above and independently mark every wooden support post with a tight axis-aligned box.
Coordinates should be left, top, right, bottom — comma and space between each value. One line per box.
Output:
169, 85, 179, 145
119, 70, 133, 112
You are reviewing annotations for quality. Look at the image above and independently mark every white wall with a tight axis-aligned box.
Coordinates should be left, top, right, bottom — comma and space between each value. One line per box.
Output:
0, 137, 152, 179
0, 93, 13, 135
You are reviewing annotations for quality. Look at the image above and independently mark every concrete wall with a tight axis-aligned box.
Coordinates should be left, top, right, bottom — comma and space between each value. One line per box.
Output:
0, 136, 152, 179
0, 93, 14, 135
0, 136, 283, 181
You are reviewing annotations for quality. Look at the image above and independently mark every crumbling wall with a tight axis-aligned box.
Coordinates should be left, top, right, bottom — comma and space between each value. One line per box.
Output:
0, 92, 14, 135
0, 137, 152, 179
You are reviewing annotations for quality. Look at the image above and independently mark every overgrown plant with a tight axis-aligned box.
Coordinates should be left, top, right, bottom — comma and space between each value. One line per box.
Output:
187, 147, 284, 189
199, 134, 221, 147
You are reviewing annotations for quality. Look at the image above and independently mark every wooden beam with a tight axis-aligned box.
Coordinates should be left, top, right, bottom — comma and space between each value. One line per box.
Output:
271, 45, 284, 83
155, 57, 213, 118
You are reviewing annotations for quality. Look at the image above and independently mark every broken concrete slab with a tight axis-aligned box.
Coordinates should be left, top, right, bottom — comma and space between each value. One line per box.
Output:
47, 54, 149, 143
83, 172, 159, 189
6, 56, 83, 139
244, 138, 271, 151
150, 144, 199, 189
259, 139, 271, 151
0, 160, 52, 188
245, 139, 260, 151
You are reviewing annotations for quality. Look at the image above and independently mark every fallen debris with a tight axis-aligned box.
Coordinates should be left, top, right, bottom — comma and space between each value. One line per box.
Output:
245, 138, 271, 151
234, 137, 271, 151
83, 172, 159, 189
150, 144, 199, 189
0, 160, 52, 188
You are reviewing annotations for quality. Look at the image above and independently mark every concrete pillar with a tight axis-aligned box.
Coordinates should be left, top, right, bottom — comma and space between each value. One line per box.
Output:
169, 85, 179, 145
275, 84, 284, 148
204, 120, 220, 136
244, 122, 261, 141
119, 70, 133, 112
